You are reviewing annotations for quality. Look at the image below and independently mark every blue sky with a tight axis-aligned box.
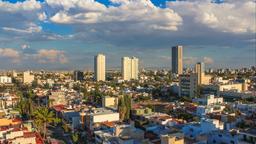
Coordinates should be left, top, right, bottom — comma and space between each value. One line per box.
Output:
0, 0, 255, 70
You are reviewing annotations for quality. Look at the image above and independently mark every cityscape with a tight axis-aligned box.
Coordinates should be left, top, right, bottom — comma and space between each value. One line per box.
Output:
0, 0, 255, 144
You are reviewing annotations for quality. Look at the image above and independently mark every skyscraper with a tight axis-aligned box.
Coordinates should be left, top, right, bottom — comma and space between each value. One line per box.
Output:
94, 54, 106, 81
73, 70, 84, 82
172, 45, 183, 75
122, 57, 131, 81
131, 57, 139, 80
195, 62, 205, 85
122, 56, 139, 80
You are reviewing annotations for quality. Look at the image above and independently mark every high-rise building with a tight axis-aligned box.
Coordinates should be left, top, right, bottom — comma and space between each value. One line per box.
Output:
195, 62, 205, 85
172, 45, 183, 75
122, 57, 139, 80
94, 54, 106, 81
73, 70, 84, 82
179, 73, 198, 98
131, 57, 139, 80
122, 57, 131, 81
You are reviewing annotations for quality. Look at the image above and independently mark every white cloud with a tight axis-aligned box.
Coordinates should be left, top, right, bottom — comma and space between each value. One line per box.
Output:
167, 0, 256, 33
3, 23, 42, 33
0, 48, 21, 63
203, 56, 214, 64
0, 0, 43, 36
49, 0, 182, 31
21, 44, 30, 50
35, 49, 68, 64
0, 0, 41, 12
38, 12, 47, 21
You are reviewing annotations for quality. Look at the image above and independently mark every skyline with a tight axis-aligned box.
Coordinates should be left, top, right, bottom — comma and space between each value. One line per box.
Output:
0, 0, 255, 70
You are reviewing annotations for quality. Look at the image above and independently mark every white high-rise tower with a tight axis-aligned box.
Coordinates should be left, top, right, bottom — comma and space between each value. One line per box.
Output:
94, 54, 106, 81
122, 57, 139, 80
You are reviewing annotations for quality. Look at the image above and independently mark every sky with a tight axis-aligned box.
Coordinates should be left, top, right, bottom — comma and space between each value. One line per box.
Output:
0, 0, 255, 70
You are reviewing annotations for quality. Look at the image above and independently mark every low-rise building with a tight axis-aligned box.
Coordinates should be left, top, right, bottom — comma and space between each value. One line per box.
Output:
86, 108, 119, 130
161, 132, 184, 144
102, 96, 118, 109
23, 71, 34, 84
0, 76, 12, 84
193, 94, 223, 106
49, 91, 67, 106
182, 119, 224, 139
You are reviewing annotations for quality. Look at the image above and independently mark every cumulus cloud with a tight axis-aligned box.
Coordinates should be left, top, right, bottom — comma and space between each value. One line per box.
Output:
168, 0, 256, 33
0, 48, 21, 63
48, 0, 182, 31
34, 49, 68, 64
0, 0, 41, 12
0, 0, 44, 37
0, 47, 68, 65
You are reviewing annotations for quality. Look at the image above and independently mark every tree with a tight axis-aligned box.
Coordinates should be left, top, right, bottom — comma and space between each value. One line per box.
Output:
72, 132, 79, 144
33, 107, 60, 140
118, 95, 131, 121
124, 95, 131, 120
16, 99, 27, 119
119, 96, 126, 121
27, 90, 35, 117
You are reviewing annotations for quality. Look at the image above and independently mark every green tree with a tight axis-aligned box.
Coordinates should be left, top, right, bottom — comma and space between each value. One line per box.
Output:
119, 96, 127, 121
33, 107, 60, 140
124, 95, 131, 120
72, 132, 79, 144
27, 90, 35, 117
16, 99, 27, 118
118, 95, 131, 121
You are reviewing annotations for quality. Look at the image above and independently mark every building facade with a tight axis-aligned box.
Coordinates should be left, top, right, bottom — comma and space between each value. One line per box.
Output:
94, 54, 106, 81
0, 76, 12, 84
179, 74, 198, 97
195, 62, 204, 85
23, 71, 34, 84
73, 70, 84, 82
172, 45, 183, 75
122, 56, 139, 80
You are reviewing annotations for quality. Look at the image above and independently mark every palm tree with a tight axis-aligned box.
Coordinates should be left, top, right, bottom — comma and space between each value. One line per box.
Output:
33, 107, 60, 140
72, 132, 79, 144
16, 99, 27, 118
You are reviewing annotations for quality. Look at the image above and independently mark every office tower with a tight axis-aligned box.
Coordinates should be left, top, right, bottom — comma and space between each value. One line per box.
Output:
195, 62, 205, 85
94, 54, 106, 81
179, 73, 198, 98
23, 71, 34, 84
122, 57, 139, 80
172, 45, 183, 75
73, 70, 84, 82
